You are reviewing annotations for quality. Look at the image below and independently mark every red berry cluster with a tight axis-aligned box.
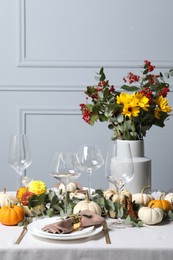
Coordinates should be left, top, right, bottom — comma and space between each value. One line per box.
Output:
149, 75, 155, 84
80, 104, 92, 124
144, 60, 155, 72
140, 87, 153, 103
98, 80, 106, 87
124, 72, 140, 84
109, 85, 115, 93
158, 87, 170, 97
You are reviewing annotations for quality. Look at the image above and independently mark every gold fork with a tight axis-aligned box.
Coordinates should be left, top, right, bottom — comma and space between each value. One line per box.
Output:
102, 220, 111, 244
15, 219, 29, 245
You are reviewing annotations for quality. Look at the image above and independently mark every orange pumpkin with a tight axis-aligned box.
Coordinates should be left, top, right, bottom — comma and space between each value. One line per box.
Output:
0, 204, 24, 226
148, 199, 171, 212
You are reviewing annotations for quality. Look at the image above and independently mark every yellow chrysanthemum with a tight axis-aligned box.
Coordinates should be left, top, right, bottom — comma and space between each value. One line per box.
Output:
134, 93, 150, 111
116, 92, 133, 105
16, 187, 28, 202
156, 96, 172, 113
122, 104, 140, 118
28, 180, 47, 195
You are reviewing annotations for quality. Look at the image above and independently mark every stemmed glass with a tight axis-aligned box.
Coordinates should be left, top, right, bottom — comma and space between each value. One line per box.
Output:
105, 141, 134, 228
77, 144, 104, 197
49, 152, 81, 217
8, 134, 32, 189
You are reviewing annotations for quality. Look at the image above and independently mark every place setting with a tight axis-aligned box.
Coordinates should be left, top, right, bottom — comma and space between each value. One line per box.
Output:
26, 210, 106, 242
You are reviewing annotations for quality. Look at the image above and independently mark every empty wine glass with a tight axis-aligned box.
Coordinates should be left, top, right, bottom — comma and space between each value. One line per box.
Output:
8, 134, 32, 189
49, 152, 81, 217
77, 144, 104, 197
105, 141, 134, 228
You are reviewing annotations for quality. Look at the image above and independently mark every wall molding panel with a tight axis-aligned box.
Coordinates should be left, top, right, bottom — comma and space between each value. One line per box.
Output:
0, 84, 85, 92
19, 107, 81, 134
18, 0, 173, 69
0, 84, 173, 92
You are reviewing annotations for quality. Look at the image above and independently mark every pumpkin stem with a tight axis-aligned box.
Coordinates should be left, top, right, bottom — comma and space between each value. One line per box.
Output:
148, 202, 155, 208
159, 193, 165, 200
141, 185, 151, 194
3, 188, 7, 194
9, 201, 13, 208
85, 190, 90, 203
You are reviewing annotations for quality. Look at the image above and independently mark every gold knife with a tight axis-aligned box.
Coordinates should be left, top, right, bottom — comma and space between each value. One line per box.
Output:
102, 220, 111, 244
15, 221, 28, 245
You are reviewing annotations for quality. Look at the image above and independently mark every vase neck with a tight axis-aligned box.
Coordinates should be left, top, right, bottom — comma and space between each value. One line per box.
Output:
116, 140, 144, 157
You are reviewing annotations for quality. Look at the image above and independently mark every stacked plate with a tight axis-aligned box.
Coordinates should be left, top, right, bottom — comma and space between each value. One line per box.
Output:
27, 217, 102, 240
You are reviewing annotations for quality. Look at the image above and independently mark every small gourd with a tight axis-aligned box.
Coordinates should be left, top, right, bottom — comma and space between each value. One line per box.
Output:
0, 203, 24, 226
120, 189, 132, 208
59, 182, 77, 193
103, 189, 118, 202
0, 188, 18, 207
73, 191, 101, 216
103, 189, 132, 207
165, 193, 173, 209
132, 186, 154, 206
138, 206, 164, 225
148, 194, 171, 212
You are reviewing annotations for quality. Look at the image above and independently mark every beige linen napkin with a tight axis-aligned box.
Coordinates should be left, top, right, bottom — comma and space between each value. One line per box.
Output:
42, 210, 104, 234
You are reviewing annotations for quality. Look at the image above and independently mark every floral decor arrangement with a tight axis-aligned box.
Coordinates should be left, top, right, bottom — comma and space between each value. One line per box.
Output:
0, 181, 173, 227
80, 61, 172, 140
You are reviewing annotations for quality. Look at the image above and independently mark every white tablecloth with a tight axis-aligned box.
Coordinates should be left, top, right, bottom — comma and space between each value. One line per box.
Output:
0, 218, 173, 260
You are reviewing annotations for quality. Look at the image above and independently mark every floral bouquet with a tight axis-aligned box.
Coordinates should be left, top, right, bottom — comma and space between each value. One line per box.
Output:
80, 61, 172, 140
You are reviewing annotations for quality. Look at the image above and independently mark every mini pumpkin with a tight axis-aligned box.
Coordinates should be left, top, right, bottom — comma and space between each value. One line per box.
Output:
148, 198, 171, 212
73, 192, 102, 216
59, 182, 77, 193
0, 188, 18, 207
132, 186, 154, 206
0, 203, 24, 226
165, 193, 173, 209
138, 206, 164, 225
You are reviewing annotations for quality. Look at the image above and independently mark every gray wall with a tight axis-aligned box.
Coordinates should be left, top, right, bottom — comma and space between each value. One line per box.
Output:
0, 0, 173, 191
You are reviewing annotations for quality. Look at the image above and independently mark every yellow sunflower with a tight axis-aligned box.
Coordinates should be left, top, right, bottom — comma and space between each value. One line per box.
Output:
134, 93, 150, 111
122, 104, 140, 118
156, 96, 172, 113
116, 92, 133, 105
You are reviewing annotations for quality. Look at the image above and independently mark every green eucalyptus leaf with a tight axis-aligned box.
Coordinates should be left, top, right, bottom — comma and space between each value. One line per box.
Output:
121, 85, 139, 92
168, 210, 173, 220
46, 208, 54, 217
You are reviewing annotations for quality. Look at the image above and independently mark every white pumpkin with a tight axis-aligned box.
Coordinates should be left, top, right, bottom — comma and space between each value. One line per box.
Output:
132, 186, 154, 206
73, 200, 102, 216
0, 188, 18, 207
165, 193, 173, 209
59, 182, 77, 193
138, 206, 164, 225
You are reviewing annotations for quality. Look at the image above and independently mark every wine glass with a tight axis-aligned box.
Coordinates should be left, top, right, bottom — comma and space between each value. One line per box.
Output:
8, 134, 32, 189
49, 152, 81, 217
77, 144, 104, 197
105, 141, 134, 228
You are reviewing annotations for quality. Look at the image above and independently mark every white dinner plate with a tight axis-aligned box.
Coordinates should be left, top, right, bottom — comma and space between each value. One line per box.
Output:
34, 217, 94, 237
27, 217, 103, 241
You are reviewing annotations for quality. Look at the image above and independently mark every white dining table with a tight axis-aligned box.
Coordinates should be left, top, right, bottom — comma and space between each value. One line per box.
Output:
0, 216, 173, 260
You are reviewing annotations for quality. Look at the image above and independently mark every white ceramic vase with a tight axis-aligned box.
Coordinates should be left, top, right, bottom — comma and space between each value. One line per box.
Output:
116, 139, 151, 194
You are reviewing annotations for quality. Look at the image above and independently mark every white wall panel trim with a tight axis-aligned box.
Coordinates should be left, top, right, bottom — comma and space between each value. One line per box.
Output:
0, 84, 173, 92
19, 107, 80, 134
18, 0, 173, 69
0, 85, 85, 92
